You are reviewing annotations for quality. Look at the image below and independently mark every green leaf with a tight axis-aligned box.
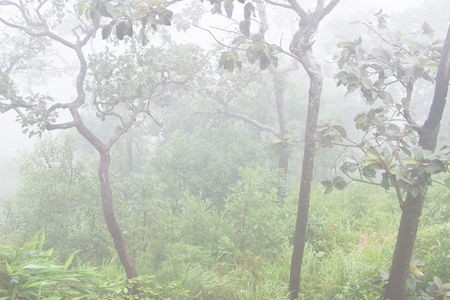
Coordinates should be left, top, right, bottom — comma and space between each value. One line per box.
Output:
159, 8, 173, 26
444, 177, 450, 188
239, 20, 250, 37
402, 157, 418, 166
410, 186, 419, 198
116, 22, 125, 40
434, 276, 443, 289
361, 78, 373, 90
232, 36, 247, 44
325, 185, 333, 194
243, 2, 254, 20
99, 3, 112, 18
77, 2, 87, 15
259, 54, 270, 70
246, 48, 259, 64
332, 125, 347, 138
124, 22, 133, 38
422, 21, 434, 38
101, 24, 113, 40
38, 233, 45, 251
377, 90, 393, 103
64, 253, 75, 271
333, 176, 347, 190
381, 172, 390, 190
224, 59, 234, 72
425, 159, 446, 174
372, 48, 391, 61
321, 180, 333, 187
5, 261, 13, 276
219, 52, 229, 64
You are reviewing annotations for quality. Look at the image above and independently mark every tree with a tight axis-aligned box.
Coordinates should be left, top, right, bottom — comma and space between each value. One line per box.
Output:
0, 1, 203, 279
85, 1, 341, 297
331, 16, 450, 299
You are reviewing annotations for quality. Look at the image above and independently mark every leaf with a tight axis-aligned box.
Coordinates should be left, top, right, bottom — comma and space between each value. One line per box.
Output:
116, 22, 125, 40
444, 177, 450, 188
406, 275, 417, 292
402, 157, 418, 166
134, 1, 148, 9
377, 90, 392, 103
422, 21, 434, 38
38, 233, 45, 251
244, 3, 254, 20
101, 24, 113, 40
77, 2, 87, 15
124, 22, 133, 38
333, 176, 347, 190
159, 8, 173, 26
224, 2, 233, 18
381, 172, 390, 190
372, 48, 391, 61
259, 54, 270, 70
219, 52, 229, 64
321, 180, 333, 187
64, 253, 75, 271
5, 261, 13, 276
239, 20, 250, 37
99, 3, 112, 18
232, 36, 247, 44
361, 78, 373, 90
332, 125, 347, 138
434, 276, 443, 289
410, 186, 419, 198
224, 59, 234, 72
425, 159, 446, 174
409, 265, 424, 277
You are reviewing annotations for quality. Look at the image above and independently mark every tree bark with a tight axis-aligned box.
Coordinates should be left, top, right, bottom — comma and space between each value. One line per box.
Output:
286, 1, 340, 298
288, 45, 323, 299
126, 132, 134, 173
99, 150, 138, 279
74, 115, 138, 279
273, 70, 290, 178
384, 24, 450, 300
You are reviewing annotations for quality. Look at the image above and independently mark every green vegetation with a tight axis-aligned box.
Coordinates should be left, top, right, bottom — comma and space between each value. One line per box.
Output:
0, 0, 449, 299
1, 137, 448, 298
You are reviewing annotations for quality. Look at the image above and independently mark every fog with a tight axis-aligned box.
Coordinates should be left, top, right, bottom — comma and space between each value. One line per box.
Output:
0, 0, 449, 298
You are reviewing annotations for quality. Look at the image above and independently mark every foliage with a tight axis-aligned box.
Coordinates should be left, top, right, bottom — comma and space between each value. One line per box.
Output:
321, 15, 450, 199
0, 233, 188, 299
2, 134, 109, 259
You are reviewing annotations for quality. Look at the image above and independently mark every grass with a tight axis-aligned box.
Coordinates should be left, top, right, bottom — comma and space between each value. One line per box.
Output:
2, 182, 448, 299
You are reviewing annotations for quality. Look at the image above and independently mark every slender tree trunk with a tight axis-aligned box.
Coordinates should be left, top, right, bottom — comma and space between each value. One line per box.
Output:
286, 1, 340, 296
99, 150, 137, 279
288, 51, 322, 298
272, 69, 290, 197
126, 132, 133, 173
385, 24, 450, 300
288, 19, 324, 299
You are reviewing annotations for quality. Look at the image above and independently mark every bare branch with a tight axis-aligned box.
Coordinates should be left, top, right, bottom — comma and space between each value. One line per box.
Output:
218, 109, 279, 137
316, 0, 340, 22
46, 121, 77, 130
265, 0, 292, 10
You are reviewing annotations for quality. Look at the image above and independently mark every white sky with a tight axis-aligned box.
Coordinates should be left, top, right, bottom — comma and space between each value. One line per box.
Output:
0, 0, 448, 160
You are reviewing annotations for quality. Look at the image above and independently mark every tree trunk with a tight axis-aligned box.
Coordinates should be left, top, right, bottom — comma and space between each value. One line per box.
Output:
272, 69, 290, 198
288, 20, 323, 299
126, 132, 133, 173
99, 150, 137, 279
384, 24, 450, 300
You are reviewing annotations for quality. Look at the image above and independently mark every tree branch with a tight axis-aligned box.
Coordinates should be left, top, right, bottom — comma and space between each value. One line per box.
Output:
218, 109, 279, 137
